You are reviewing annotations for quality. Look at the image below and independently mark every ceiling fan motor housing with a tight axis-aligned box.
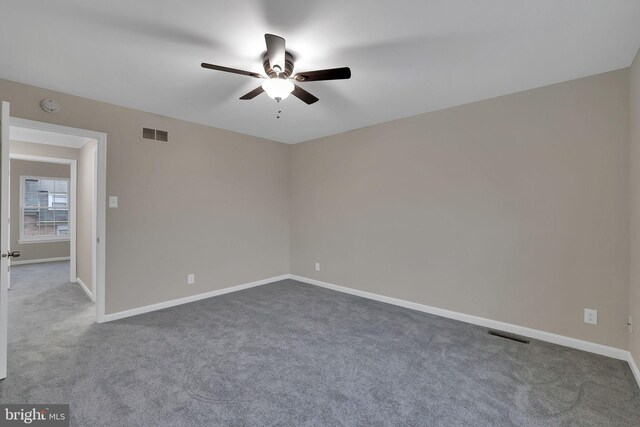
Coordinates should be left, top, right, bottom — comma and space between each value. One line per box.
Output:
263, 52, 295, 78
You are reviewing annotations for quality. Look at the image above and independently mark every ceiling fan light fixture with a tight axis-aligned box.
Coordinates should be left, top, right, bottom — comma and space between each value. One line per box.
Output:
262, 78, 294, 100
201, 33, 350, 106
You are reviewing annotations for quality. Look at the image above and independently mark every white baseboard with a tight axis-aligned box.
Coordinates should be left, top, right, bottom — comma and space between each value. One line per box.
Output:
94, 271, 640, 389
10, 256, 70, 266
628, 353, 640, 389
76, 277, 95, 303
101, 274, 290, 323
289, 275, 630, 362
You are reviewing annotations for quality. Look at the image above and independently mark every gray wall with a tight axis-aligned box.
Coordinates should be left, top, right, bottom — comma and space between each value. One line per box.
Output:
630, 48, 640, 364
0, 78, 291, 315
290, 69, 630, 350
10, 159, 70, 261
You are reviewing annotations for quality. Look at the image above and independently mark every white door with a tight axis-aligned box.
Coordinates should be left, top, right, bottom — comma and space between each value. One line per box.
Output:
6, 166, 9, 291
1, 101, 10, 379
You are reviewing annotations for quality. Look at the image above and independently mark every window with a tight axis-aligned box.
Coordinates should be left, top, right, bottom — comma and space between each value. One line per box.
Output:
20, 176, 70, 242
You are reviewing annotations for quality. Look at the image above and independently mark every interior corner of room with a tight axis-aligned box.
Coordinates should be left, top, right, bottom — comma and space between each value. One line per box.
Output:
5, 64, 638, 377
1, 2, 640, 424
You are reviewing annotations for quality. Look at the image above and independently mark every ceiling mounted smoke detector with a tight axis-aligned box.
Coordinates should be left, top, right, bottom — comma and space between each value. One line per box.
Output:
40, 99, 60, 113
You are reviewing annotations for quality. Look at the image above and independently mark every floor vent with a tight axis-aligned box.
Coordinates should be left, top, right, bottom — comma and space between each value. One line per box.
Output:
141, 127, 169, 142
488, 330, 530, 344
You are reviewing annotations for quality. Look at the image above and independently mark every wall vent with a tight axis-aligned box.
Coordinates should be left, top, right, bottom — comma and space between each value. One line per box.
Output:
488, 330, 530, 344
141, 127, 169, 142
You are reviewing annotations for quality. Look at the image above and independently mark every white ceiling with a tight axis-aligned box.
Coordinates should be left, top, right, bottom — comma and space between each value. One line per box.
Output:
1, 1, 639, 144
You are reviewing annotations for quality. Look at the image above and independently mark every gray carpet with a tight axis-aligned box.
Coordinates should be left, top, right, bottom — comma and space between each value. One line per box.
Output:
0, 262, 639, 426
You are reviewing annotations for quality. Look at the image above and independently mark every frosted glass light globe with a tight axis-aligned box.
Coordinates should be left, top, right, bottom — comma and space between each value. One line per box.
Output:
262, 78, 294, 100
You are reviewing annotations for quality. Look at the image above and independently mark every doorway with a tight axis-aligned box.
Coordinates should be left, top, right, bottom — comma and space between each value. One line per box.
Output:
0, 103, 107, 379
7, 118, 106, 319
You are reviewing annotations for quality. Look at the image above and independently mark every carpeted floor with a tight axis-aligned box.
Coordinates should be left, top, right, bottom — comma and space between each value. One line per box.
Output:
0, 262, 639, 426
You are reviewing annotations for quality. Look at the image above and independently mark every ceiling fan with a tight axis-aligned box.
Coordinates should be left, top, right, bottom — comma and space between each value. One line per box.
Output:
201, 34, 351, 113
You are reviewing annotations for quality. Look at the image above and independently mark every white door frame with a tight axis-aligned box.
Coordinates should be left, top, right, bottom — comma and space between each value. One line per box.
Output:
9, 117, 107, 323
10, 155, 77, 283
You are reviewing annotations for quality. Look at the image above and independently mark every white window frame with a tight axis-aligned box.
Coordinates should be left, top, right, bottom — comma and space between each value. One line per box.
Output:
19, 175, 71, 243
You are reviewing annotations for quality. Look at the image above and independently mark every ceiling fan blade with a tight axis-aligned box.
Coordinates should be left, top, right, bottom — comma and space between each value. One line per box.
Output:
292, 84, 319, 105
293, 67, 351, 82
201, 63, 262, 78
239, 86, 265, 100
264, 34, 286, 73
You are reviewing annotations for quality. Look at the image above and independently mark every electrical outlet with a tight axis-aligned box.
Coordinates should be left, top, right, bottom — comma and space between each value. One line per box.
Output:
315, 262, 320, 272
584, 308, 598, 325
187, 273, 195, 285
629, 316, 633, 333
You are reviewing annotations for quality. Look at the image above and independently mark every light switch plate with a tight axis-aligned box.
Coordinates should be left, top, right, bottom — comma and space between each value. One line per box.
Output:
584, 308, 598, 325
109, 196, 118, 208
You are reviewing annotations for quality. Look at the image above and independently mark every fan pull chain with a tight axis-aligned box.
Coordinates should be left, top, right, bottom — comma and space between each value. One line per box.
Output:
276, 99, 282, 119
